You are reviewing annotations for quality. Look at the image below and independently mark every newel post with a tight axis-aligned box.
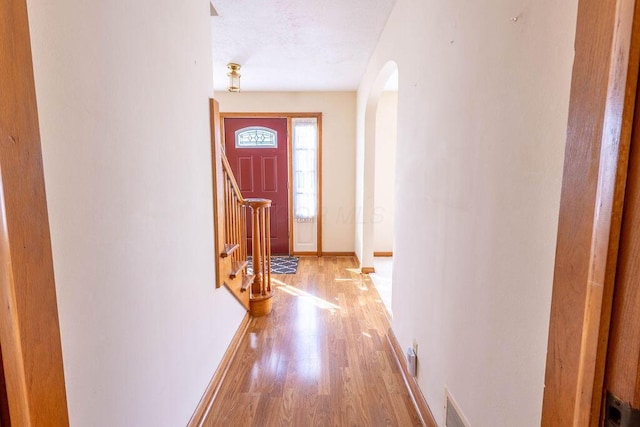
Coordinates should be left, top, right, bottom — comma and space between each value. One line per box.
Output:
245, 198, 274, 316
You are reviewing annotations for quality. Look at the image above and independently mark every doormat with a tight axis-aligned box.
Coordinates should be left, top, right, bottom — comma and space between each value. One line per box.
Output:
247, 256, 299, 274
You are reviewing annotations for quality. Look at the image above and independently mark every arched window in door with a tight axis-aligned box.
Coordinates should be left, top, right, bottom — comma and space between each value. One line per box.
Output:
234, 126, 278, 148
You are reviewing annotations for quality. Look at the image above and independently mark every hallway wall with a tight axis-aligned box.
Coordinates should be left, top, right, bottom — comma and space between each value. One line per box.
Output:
374, 91, 398, 253
216, 91, 356, 253
26, 0, 245, 425
357, 0, 578, 425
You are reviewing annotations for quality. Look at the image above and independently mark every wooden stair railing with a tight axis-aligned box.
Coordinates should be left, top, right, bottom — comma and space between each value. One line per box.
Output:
210, 99, 274, 317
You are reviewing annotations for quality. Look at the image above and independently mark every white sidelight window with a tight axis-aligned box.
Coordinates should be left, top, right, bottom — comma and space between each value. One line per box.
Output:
292, 118, 318, 222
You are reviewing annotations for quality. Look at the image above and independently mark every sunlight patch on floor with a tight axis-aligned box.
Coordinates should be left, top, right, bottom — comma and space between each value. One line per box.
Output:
274, 281, 341, 311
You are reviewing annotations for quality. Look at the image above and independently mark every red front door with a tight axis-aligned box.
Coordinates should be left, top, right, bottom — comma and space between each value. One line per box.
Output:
224, 117, 289, 255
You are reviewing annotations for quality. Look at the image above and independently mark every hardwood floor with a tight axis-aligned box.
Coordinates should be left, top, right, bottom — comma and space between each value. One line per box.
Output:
204, 256, 422, 426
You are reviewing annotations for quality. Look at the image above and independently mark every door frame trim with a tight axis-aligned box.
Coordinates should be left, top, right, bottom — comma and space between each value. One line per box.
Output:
1, 0, 69, 423
220, 112, 323, 256
542, 0, 640, 424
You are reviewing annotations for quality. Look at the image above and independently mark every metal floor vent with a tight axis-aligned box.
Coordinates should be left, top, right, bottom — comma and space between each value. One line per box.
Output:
446, 391, 470, 427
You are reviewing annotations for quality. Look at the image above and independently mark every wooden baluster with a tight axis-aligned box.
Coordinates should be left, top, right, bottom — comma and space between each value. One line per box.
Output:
257, 208, 267, 296
230, 186, 238, 259
264, 207, 268, 295
266, 206, 271, 293
223, 182, 226, 237
251, 204, 262, 297
260, 206, 265, 295
223, 174, 228, 243
228, 178, 233, 245
237, 199, 241, 263
231, 192, 238, 261
255, 206, 259, 293
224, 177, 233, 243
238, 204, 242, 259
230, 197, 234, 262
235, 200, 241, 264
242, 205, 247, 262
233, 187, 238, 262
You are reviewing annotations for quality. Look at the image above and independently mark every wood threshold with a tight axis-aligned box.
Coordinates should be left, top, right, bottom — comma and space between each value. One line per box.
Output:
386, 327, 437, 427
361, 267, 375, 274
187, 312, 252, 427
374, 251, 393, 257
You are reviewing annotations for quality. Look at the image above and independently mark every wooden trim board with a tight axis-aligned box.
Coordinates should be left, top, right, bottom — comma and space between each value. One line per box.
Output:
0, 0, 69, 424
321, 251, 356, 257
287, 117, 294, 255
316, 114, 323, 256
542, 0, 640, 424
374, 251, 393, 257
361, 267, 375, 274
210, 99, 226, 288
292, 251, 318, 257
188, 312, 252, 426
386, 328, 437, 427
294, 252, 358, 258
220, 112, 324, 119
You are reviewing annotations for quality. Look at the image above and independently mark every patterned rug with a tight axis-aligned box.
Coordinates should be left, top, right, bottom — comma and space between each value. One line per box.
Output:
247, 256, 299, 274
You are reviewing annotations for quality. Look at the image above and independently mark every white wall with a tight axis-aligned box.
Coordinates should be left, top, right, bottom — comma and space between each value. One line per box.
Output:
216, 92, 356, 253
357, 0, 578, 425
374, 91, 397, 253
27, 1, 246, 425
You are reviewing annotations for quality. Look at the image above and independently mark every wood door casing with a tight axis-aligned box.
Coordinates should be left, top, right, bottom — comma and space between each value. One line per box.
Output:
0, 0, 69, 423
221, 112, 324, 256
224, 117, 289, 255
602, 84, 640, 414
541, 0, 640, 423
0, 343, 9, 426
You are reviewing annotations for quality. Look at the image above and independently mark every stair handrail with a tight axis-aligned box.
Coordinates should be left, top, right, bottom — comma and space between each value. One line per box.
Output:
221, 150, 244, 204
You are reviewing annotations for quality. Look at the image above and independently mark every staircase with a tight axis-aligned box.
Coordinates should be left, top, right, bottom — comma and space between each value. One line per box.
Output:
210, 99, 274, 317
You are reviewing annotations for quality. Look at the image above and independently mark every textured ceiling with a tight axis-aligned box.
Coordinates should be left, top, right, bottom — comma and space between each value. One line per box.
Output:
210, 0, 396, 92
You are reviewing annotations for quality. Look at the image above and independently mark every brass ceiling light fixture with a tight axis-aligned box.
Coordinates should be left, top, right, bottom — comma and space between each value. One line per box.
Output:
227, 63, 241, 92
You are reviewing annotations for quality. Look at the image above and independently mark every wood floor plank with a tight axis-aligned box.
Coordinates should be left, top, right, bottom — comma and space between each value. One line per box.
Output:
203, 256, 423, 426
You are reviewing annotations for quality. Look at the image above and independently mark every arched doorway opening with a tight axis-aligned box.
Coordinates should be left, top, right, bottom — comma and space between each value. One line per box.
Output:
362, 61, 398, 314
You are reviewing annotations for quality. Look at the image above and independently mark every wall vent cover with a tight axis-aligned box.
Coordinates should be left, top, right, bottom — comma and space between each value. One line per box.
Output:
445, 390, 470, 427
